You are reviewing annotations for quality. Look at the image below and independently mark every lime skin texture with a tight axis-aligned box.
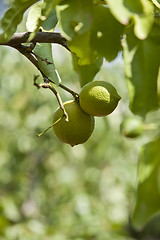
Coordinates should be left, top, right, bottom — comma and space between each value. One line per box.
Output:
53, 100, 95, 146
79, 80, 121, 117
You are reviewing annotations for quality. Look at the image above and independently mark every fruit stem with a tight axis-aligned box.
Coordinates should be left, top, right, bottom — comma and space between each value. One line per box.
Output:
50, 86, 69, 122
59, 83, 79, 101
33, 77, 69, 122
48, 78, 79, 101
36, 117, 64, 137
46, 70, 79, 100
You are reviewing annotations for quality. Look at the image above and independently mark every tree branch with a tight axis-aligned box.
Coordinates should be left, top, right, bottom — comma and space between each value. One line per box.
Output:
11, 43, 46, 77
0, 31, 69, 50
10, 43, 79, 100
0, 32, 79, 100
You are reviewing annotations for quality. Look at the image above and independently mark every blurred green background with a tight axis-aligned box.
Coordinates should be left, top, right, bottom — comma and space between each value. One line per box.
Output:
0, 11, 160, 238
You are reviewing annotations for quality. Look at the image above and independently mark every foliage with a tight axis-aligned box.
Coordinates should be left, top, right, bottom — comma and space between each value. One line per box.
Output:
1, 0, 160, 239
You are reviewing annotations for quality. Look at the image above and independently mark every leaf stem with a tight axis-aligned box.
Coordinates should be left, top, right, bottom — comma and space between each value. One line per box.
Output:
59, 83, 79, 101
36, 117, 64, 137
47, 84, 69, 122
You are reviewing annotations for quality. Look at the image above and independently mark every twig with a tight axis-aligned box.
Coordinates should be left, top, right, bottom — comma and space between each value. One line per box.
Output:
33, 75, 41, 89
32, 52, 53, 65
11, 44, 49, 80
33, 79, 69, 122
152, 0, 160, 9
11, 44, 79, 99
59, 83, 79, 101
36, 117, 64, 137
48, 78, 79, 100
12, 44, 41, 70
46, 84, 69, 122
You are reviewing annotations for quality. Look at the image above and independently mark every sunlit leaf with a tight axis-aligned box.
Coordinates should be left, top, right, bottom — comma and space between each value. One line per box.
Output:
72, 55, 103, 87
26, 2, 43, 32
68, 4, 123, 64
42, 0, 62, 19
107, 0, 154, 39
90, 5, 124, 61
106, 0, 130, 25
57, 3, 123, 63
123, 24, 160, 117
34, 43, 61, 85
56, 0, 93, 40
0, 0, 39, 43
26, 2, 60, 85
69, 31, 97, 65
27, 0, 61, 40
26, 2, 57, 32
132, 136, 160, 229
36, 0, 61, 31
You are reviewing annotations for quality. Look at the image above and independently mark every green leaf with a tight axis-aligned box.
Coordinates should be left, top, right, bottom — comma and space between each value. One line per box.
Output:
56, 0, 96, 64
69, 31, 97, 65
90, 5, 124, 61
66, 4, 123, 64
27, 0, 61, 39
56, 0, 93, 40
132, 137, 160, 229
34, 43, 61, 85
26, 2, 57, 32
42, 0, 62, 19
26, 2, 43, 32
57, 3, 123, 63
72, 55, 103, 87
42, 8, 57, 31
0, 0, 39, 43
106, 0, 131, 25
140, 213, 160, 238
107, 0, 154, 39
123, 24, 160, 117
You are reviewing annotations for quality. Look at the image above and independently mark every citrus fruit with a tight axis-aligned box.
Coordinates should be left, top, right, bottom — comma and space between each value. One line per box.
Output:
120, 116, 144, 138
79, 80, 121, 117
53, 100, 95, 146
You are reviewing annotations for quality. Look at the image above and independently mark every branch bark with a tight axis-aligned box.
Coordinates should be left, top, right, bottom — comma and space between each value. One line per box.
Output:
0, 31, 79, 99
0, 31, 69, 50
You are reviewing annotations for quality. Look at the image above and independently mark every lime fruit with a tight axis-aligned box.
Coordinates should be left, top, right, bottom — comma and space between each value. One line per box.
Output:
120, 116, 144, 138
79, 80, 121, 117
53, 100, 95, 146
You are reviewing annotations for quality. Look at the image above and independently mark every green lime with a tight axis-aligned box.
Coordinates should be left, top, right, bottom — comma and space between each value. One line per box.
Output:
53, 100, 95, 146
120, 116, 144, 138
79, 80, 121, 117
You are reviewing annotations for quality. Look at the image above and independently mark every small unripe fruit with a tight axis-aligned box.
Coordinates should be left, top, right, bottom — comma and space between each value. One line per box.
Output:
79, 80, 121, 117
120, 116, 144, 138
53, 100, 95, 146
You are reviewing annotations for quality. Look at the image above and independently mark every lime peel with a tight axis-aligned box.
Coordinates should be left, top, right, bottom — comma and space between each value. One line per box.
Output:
53, 100, 95, 146
79, 80, 121, 117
